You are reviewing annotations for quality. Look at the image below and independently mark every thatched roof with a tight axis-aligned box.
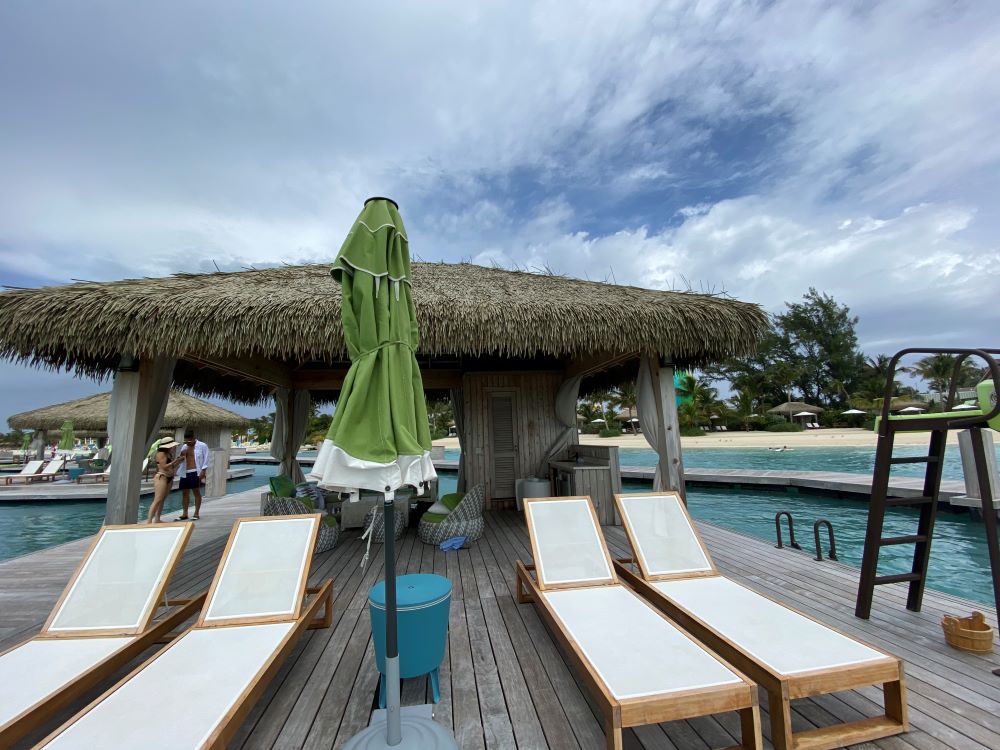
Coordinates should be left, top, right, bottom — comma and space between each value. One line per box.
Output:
0, 262, 767, 401
8, 390, 250, 432
767, 401, 823, 416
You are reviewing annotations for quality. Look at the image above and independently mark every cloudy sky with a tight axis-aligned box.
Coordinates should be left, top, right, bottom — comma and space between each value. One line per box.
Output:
2, 1, 999, 427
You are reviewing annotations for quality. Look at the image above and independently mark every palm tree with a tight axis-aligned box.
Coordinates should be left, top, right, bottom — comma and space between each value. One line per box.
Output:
728, 389, 757, 431
608, 383, 638, 432
676, 374, 720, 423
908, 354, 958, 407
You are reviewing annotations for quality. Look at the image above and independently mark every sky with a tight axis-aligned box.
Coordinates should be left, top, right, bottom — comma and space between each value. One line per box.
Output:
2, 0, 999, 428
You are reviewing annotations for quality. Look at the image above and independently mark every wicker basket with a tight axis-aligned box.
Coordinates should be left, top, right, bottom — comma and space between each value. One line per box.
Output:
942, 611, 994, 653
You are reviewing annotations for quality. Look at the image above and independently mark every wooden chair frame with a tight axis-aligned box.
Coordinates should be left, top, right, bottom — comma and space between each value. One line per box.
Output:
516, 497, 762, 750
613, 492, 908, 750
0, 523, 204, 747
37, 515, 334, 750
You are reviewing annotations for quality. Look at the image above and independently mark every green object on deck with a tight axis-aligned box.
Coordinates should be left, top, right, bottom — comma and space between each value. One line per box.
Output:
875, 409, 984, 433
978, 380, 999, 430
269, 474, 296, 498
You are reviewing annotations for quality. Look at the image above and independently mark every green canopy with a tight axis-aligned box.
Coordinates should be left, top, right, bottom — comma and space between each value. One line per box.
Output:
58, 420, 74, 450
309, 198, 436, 494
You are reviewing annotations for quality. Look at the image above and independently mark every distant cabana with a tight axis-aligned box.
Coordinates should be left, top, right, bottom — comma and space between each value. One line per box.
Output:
767, 401, 823, 419
8, 389, 249, 454
0, 262, 767, 523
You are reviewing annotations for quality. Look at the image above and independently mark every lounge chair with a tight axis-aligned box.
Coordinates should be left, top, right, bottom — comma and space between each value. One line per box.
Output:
3, 459, 45, 485
516, 496, 762, 750
28, 458, 66, 482
612, 492, 908, 750
37, 514, 334, 750
0, 523, 202, 747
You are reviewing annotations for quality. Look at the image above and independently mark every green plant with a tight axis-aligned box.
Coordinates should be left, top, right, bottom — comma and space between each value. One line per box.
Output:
680, 426, 705, 437
598, 427, 620, 438
765, 422, 804, 432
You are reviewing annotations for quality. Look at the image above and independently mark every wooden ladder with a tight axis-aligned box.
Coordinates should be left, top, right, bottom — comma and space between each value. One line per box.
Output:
855, 347, 1000, 620
855, 423, 948, 619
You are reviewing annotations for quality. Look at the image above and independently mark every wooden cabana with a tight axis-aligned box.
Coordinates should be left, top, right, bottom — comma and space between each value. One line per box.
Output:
7, 390, 249, 495
0, 262, 766, 523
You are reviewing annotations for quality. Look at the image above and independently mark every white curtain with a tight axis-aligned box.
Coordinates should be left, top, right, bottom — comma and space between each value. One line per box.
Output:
450, 387, 466, 492
272, 388, 311, 484
537, 374, 583, 476
636, 355, 670, 491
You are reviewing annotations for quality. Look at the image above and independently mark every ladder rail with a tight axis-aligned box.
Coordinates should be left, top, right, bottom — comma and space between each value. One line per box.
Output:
905, 428, 947, 611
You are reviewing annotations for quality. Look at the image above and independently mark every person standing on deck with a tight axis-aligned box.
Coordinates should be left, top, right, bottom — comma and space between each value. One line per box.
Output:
178, 429, 210, 520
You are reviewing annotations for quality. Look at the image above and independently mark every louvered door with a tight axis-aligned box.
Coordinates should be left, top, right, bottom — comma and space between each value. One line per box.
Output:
489, 393, 517, 499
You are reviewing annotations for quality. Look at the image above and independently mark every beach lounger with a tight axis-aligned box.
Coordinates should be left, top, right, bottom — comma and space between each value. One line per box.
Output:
0, 523, 202, 747
515, 496, 762, 750
3, 459, 45, 485
37, 514, 334, 750
30, 458, 67, 482
612, 492, 908, 750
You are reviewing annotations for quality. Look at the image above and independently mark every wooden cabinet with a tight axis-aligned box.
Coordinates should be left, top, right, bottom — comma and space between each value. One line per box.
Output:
548, 445, 622, 525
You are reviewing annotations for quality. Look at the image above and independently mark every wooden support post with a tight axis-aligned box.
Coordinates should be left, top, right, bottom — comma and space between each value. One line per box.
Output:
204, 427, 231, 498
105, 355, 173, 525
31, 429, 48, 460
647, 355, 686, 499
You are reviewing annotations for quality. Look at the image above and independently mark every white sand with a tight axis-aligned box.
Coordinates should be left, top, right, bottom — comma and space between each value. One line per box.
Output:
434, 427, 960, 451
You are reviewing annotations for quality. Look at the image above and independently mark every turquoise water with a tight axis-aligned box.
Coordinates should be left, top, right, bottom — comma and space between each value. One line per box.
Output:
0, 464, 275, 562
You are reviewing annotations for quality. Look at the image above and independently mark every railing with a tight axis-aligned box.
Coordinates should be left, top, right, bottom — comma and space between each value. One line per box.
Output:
877, 348, 1000, 436
814, 519, 838, 561
774, 511, 802, 550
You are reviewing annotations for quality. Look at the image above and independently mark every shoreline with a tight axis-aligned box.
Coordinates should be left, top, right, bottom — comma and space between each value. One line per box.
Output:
434, 427, 965, 451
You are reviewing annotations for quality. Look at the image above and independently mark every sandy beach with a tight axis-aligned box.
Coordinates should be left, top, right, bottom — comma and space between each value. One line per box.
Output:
434, 426, 962, 451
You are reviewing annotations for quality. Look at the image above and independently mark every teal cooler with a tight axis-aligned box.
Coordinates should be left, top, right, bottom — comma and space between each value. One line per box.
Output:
369, 573, 451, 708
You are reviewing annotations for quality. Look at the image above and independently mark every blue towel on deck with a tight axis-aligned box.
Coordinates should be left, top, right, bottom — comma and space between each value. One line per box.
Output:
440, 536, 467, 551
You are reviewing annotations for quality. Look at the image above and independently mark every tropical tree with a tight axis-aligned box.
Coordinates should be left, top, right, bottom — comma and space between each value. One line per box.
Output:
727, 388, 758, 431
676, 374, 721, 423
907, 354, 982, 407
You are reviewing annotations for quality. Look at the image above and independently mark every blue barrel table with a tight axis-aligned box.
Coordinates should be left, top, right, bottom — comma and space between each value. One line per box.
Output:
369, 573, 452, 708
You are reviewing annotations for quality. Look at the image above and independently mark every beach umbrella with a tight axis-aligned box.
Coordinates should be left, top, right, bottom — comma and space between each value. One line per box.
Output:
58, 420, 74, 451
899, 406, 925, 413
841, 409, 866, 415
954, 403, 978, 411
589, 418, 606, 423
318, 198, 453, 750
792, 411, 814, 418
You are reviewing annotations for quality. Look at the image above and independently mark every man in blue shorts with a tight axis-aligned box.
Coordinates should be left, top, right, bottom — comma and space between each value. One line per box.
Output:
178, 429, 210, 520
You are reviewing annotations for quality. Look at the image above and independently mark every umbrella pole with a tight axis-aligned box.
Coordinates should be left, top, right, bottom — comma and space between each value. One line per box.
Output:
383, 493, 402, 746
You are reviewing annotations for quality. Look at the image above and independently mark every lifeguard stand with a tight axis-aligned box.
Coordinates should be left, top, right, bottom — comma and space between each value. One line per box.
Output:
855, 348, 1000, 619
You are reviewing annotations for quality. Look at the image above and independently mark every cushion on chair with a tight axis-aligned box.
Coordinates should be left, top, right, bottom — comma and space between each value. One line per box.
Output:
441, 492, 464, 512
421, 511, 449, 524
269, 475, 296, 498
426, 501, 451, 515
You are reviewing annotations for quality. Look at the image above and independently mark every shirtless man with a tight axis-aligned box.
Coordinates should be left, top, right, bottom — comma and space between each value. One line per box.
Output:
178, 429, 209, 520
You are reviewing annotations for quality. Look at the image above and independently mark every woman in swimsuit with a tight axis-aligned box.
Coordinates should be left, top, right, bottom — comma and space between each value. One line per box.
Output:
147, 439, 184, 524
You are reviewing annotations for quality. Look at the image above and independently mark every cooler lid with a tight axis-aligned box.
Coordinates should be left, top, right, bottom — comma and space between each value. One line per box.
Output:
369, 573, 452, 611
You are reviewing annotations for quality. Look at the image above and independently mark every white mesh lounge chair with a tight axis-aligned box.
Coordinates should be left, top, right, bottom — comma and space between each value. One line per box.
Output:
37, 514, 334, 750
613, 492, 908, 750
29, 458, 66, 483
3, 459, 45, 485
0, 523, 202, 747
516, 496, 762, 750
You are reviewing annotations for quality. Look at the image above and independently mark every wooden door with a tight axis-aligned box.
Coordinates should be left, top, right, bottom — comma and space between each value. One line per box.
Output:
489, 393, 517, 499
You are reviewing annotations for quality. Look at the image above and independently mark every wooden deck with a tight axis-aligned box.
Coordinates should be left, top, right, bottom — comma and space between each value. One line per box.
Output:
2, 490, 999, 749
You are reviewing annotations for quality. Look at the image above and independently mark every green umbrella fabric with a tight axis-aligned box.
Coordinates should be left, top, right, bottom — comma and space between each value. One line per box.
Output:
309, 198, 436, 494
58, 420, 75, 450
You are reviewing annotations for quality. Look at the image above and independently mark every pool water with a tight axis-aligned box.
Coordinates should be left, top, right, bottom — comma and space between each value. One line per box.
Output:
0, 464, 277, 562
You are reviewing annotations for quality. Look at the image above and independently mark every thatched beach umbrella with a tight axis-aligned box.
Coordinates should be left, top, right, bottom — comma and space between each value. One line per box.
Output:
767, 401, 823, 419
319, 199, 451, 749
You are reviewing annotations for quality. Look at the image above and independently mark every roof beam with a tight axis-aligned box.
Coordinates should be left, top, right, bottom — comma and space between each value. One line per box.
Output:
185, 355, 293, 390
292, 368, 463, 391
564, 351, 639, 380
